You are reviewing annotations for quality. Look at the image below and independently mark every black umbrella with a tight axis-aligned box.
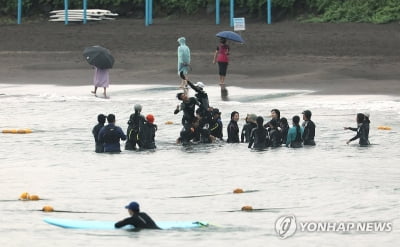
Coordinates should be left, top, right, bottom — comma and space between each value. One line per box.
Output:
83, 46, 114, 69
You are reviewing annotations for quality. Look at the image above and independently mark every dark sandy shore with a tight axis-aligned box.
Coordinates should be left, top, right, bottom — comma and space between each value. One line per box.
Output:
1, 18, 400, 95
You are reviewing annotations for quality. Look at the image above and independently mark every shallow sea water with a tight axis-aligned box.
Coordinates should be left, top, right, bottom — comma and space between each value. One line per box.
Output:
0, 83, 399, 246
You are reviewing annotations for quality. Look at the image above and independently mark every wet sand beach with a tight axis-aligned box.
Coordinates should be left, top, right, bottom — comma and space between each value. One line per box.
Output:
1, 18, 400, 95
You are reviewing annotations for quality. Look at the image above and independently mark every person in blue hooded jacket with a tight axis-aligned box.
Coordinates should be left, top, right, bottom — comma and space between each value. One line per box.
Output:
177, 37, 191, 90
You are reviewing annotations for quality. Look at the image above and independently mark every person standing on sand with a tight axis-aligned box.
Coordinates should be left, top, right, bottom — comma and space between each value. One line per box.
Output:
91, 66, 109, 98
213, 38, 230, 85
177, 37, 191, 90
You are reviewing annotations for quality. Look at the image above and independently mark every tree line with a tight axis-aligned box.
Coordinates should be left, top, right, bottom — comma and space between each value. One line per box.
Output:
1, 0, 399, 24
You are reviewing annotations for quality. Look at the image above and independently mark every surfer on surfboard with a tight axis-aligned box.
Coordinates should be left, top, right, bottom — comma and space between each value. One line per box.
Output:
115, 201, 160, 229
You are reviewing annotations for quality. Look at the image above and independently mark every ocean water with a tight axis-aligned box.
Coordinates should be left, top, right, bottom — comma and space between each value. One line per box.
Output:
0, 83, 399, 246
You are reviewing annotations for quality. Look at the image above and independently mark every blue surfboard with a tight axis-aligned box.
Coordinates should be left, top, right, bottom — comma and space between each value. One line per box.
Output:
44, 217, 208, 230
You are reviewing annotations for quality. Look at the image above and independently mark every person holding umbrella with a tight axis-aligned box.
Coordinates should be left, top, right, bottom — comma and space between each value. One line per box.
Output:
83, 45, 114, 98
91, 67, 110, 98
213, 38, 230, 86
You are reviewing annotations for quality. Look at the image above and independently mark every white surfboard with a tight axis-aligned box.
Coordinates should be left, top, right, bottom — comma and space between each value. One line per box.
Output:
49, 9, 118, 16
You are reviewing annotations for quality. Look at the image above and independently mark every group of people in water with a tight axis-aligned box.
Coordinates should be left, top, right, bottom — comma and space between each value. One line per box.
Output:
92, 106, 157, 153
91, 72, 370, 153
173, 76, 318, 149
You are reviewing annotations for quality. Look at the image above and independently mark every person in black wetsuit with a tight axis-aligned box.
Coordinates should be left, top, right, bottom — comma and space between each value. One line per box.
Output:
345, 113, 370, 146
268, 119, 282, 147
227, 111, 240, 143
248, 116, 268, 150
125, 104, 146, 150
115, 201, 159, 230
180, 72, 212, 128
92, 114, 106, 153
209, 108, 223, 140
264, 109, 281, 129
363, 112, 370, 140
280, 117, 289, 145
139, 114, 157, 149
241, 114, 257, 143
174, 92, 199, 126
177, 117, 200, 145
98, 114, 127, 153
302, 110, 316, 146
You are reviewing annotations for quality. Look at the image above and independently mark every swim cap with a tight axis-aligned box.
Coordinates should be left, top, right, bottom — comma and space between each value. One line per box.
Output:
146, 114, 155, 124
134, 104, 142, 112
125, 201, 140, 212
194, 82, 205, 88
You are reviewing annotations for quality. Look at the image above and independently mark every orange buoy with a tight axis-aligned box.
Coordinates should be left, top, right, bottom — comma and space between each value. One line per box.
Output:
19, 192, 30, 200
377, 126, 392, 130
233, 188, 244, 194
29, 195, 40, 200
42, 205, 54, 212
241, 205, 253, 211
3, 129, 32, 134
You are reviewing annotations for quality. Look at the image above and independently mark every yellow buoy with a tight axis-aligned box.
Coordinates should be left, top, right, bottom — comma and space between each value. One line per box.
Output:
165, 121, 174, 125
2, 129, 32, 134
378, 126, 392, 130
29, 195, 40, 200
241, 205, 253, 211
19, 192, 30, 200
233, 188, 244, 194
42, 205, 54, 212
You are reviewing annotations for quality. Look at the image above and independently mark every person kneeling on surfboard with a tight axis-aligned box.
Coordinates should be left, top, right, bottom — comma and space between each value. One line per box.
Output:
115, 201, 159, 229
